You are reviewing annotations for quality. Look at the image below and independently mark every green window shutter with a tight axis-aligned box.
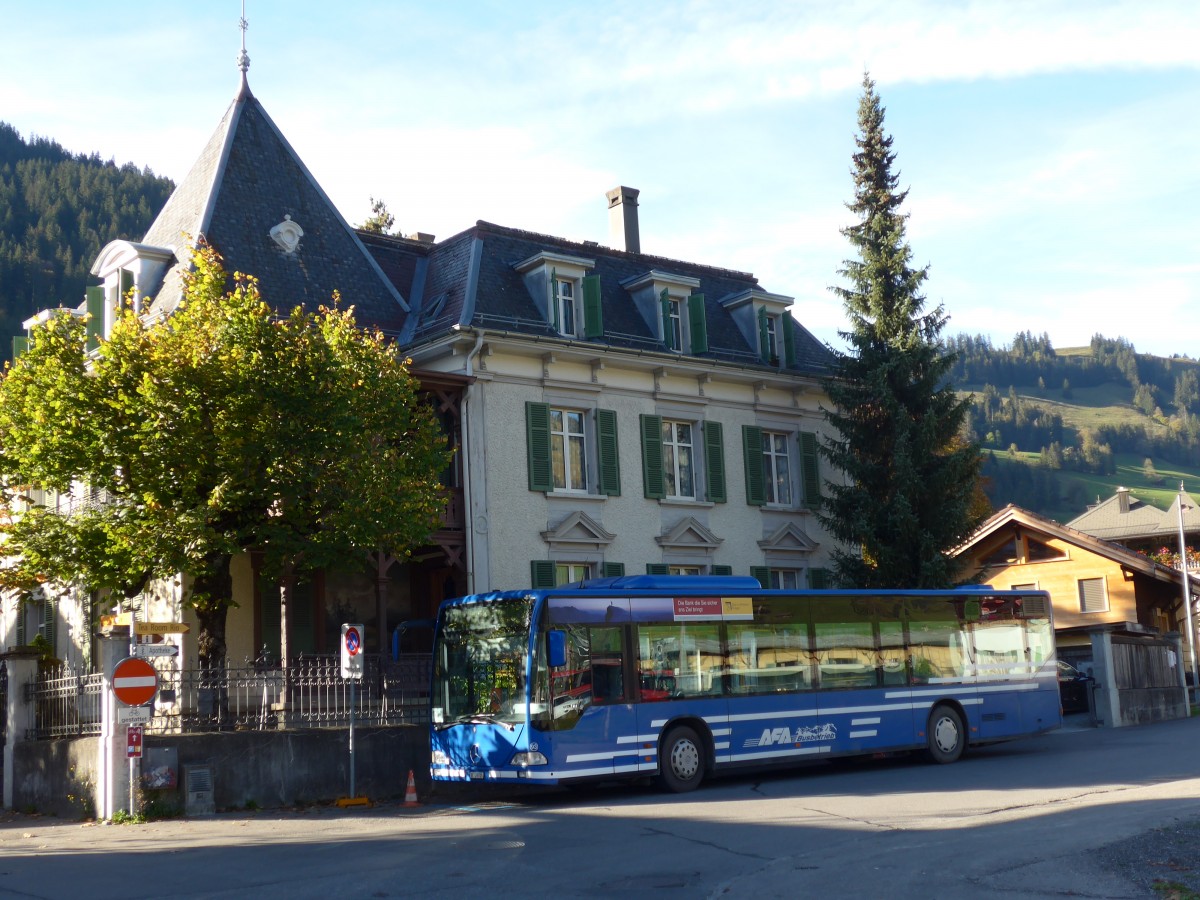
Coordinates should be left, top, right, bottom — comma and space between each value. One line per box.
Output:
42, 597, 56, 654
16, 600, 26, 645
809, 567, 830, 590
687, 293, 708, 354
85, 284, 105, 350
549, 268, 559, 331
119, 268, 134, 303
12, 335, 28, 359
783, 311, 796, 367
742, 425, 765, 506
799, 430, 821, 509
596, 408, 621, 496
712, 565, 733, 576
703, 421, 726, 503
640, 414, 665, 499
659, 289, 674, 351
602, 562, 626, 578
646, 563, 669, 576
750, 566, 770, 589
757, 306, 770, 363
531, 560, 556, 589
582, 275, 603, 339
526, 402, 553, 492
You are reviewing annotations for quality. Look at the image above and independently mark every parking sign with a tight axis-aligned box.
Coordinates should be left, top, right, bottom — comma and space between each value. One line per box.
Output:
340, 624, 364, 679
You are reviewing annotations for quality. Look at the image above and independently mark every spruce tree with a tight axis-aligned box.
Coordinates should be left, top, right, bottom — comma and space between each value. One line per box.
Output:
821, 74, 982, 589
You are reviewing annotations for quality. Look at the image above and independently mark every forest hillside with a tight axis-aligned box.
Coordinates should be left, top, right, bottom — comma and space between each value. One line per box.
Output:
0, 122, 174, 358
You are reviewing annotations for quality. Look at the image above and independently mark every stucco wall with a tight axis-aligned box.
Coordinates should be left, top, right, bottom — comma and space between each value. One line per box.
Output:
473, 344, 837, 592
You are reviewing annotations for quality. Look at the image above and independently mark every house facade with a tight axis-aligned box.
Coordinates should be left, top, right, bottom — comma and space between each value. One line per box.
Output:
2, 74, 841, 669
955, 504, 1197, 700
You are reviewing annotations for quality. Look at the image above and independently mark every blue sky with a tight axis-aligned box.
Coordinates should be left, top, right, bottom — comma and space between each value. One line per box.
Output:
2, 1, 1197, 356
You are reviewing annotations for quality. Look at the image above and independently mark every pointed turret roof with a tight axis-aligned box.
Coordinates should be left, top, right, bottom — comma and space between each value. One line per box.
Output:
140, 81, 407, 332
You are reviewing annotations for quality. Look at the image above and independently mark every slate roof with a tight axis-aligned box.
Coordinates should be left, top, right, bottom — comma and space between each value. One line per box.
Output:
141, 81, 408, 332
368, 220, 836, 378
1067, 489, 1200, 543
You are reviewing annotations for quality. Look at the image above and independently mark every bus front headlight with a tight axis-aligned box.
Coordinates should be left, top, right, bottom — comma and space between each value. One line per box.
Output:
510, 751, 548, 767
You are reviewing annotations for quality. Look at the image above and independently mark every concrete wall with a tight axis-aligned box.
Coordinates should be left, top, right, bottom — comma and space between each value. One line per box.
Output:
12, 727, 429, 818
11, 737, 100, 819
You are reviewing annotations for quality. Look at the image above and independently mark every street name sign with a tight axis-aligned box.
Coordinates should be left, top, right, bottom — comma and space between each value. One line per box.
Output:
134, 622, 190, 635
134, 644, 179, 659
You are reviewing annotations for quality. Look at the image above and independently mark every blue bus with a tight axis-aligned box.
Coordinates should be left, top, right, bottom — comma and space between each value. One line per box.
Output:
429, 576, 1061, 792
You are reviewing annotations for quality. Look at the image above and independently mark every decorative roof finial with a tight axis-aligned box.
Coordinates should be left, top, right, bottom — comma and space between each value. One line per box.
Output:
237, 1, 251, 82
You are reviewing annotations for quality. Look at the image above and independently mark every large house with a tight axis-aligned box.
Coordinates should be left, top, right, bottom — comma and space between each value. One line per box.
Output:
2, 69, 841, 670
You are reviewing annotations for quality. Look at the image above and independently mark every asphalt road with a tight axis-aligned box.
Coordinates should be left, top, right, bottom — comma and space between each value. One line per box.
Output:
2, 715, 1199, 899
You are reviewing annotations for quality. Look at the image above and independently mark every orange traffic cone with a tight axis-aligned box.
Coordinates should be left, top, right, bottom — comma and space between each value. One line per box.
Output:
403, 770, 420, 807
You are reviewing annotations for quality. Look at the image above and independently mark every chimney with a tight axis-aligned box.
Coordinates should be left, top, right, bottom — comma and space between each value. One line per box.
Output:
606, 186, 640, 254
1117, 486, 1130, 513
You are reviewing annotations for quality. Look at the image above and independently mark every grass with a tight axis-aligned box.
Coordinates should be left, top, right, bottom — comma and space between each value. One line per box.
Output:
962, 376, 1200, 521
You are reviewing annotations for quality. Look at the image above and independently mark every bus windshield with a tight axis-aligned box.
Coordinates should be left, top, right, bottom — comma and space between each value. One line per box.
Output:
432, 598, 533, 728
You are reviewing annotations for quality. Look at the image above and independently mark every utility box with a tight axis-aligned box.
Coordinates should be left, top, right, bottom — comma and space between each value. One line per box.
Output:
184, 764, 215, 816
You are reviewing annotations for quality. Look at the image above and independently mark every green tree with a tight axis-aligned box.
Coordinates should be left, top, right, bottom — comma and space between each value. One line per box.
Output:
0, 244, 449, 670
820, 74, 981, 589
359, 197, 395, 235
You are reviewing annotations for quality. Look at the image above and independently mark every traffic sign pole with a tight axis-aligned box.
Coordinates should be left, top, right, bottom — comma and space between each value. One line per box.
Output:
341, 624, 365, 802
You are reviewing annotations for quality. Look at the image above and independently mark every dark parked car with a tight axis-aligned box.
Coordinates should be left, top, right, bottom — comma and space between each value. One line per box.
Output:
1058, 660, 1093, 714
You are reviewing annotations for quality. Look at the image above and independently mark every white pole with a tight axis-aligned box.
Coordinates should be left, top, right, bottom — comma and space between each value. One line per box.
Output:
1176, 483, 1198, 691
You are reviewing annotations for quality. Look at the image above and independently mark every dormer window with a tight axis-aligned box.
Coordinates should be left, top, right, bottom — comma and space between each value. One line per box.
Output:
555, 277, 576, 337
622, 270, 708, 355
721, 288, 797, 366
513, 251, 602, 339
663, 293, 683, 351
762, 311, 780, 363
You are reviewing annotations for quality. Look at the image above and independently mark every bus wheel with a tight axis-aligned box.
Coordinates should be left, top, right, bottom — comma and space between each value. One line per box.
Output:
658, 726, 705, 792
925, 704, 965, 764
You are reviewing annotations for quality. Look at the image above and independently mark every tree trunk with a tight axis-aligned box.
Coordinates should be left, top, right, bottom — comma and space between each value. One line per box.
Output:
371, 550, 397, 656
278, 562, 295, 709
190, 551, 233, 725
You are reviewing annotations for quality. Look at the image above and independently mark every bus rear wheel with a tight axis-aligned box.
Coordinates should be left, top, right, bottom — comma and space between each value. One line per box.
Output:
925, 704, 965, 764
658, 726, 705, 793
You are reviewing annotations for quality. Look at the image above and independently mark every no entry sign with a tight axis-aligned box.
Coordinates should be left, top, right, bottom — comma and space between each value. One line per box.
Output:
112, 656, 159, 707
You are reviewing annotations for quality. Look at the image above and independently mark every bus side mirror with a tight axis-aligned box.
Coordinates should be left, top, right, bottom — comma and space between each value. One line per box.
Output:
547, 630, 567, 668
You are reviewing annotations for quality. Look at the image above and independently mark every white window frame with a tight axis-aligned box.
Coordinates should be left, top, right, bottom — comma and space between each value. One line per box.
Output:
666, 296, 684, 351
662, 418, 696, 500
669, 565, 703, 576
764, 313, 780, 362
762, 430, 792, 506
555, 277, 577, 337
550, 407, 589, 492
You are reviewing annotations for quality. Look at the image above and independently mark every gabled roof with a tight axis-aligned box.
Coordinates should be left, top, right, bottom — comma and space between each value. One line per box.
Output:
1067, 488, 1200, 543
140, 81, 407, 332
957, 504, 1198, 590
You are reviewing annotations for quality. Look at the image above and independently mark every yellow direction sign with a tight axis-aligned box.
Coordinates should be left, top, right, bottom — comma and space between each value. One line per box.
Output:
134, 621, 190, 635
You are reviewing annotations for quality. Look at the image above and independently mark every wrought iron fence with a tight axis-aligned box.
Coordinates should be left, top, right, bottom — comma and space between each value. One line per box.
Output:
26, 665, 104, 739
24, 653, 432, 739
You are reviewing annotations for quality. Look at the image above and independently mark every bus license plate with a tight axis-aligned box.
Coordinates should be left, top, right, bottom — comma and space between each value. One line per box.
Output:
469, 770, 485, 780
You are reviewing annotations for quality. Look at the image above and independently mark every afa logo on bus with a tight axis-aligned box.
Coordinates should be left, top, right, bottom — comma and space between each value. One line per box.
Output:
748, 723, 837, 747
